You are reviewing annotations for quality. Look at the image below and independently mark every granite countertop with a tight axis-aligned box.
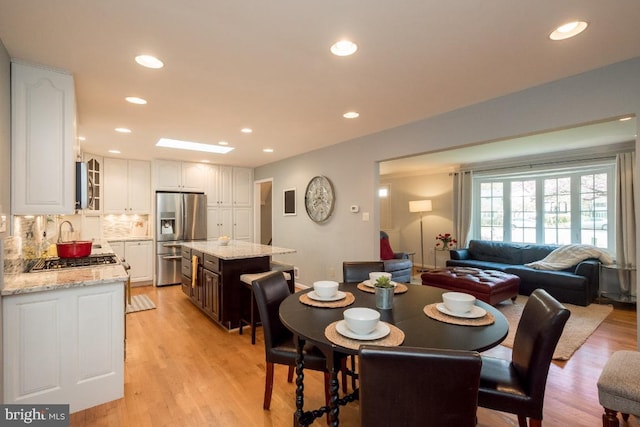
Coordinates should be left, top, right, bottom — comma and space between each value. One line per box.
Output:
106, 237, 152, 242
182, 240, 296, 260
2, 240, 129, 296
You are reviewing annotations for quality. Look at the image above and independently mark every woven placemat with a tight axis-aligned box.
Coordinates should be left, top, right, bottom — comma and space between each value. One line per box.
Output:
357, 282, 409, 294
325, 321, 405, 350
423, 303, 495, 326
299, 292, 355, 308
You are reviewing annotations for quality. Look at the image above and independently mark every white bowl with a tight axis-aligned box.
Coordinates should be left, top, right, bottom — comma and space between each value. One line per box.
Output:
343, 307, 380, 335
218, 236, 230, 246
442, 292, 476, 314
313, 280, 339, 298
369, 271, 392, 284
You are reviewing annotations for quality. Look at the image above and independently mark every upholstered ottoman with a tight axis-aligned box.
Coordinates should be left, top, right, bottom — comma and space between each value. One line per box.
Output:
597, 350, 640, 427
421, 267, 519, 305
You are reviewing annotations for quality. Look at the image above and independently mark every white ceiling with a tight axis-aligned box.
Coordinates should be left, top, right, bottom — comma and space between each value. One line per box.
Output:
1, 1, 639, 168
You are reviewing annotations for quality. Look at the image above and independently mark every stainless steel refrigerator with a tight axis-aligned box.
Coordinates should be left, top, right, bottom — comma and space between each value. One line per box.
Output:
155, 191, 207, 286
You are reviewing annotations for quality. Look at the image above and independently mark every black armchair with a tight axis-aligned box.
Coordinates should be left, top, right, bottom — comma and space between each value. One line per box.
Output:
380, 231, 412, 283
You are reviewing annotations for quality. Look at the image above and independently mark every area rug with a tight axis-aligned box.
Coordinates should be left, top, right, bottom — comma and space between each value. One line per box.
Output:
496, 295, 613, 360
126, 295, 156, 314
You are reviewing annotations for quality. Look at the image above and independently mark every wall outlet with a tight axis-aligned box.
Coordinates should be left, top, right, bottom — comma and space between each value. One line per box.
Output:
328, 267, 335, 279
294, 267, 300, 279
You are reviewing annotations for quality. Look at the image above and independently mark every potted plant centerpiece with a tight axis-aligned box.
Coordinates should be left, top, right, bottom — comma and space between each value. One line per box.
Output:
374, 275, 394, 309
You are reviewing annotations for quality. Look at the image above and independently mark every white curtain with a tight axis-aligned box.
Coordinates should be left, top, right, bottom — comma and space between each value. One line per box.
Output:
452, 171, 473, 247
615, 152, 636, 295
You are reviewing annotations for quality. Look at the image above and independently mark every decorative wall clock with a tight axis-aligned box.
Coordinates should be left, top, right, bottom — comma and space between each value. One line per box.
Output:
304, 176, 335, 223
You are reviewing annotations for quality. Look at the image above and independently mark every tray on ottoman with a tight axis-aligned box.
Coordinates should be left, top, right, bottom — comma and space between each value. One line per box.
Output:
421, 267, 519, 305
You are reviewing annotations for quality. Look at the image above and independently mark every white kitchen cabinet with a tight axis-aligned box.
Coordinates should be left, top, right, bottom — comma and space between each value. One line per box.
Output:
124, 240, 153, 282
153, 160, 207, 192
109, 240, 152, 283
204, 165, 233, 206
207, 206, 233, 239
103, 157, 151, 214
233, 207, 253, 242
232, 167, 253, 207
109, 241, 125, 260
11, 61, 76, 215
3, 282, 125, 413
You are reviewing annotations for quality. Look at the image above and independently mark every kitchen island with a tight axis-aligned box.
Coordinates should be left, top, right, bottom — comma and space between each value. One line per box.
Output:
2, 243, 128, 413
180, 240, 295, 330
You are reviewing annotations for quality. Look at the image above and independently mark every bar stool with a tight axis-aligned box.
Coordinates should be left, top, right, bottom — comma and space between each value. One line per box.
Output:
239, 263, 293, 344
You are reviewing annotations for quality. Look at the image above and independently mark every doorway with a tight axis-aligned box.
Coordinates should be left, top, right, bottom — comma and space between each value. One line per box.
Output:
254, 179, 273, 245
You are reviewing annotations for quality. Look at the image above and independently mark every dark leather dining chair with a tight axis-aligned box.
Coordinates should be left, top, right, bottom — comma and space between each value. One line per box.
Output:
252, 271, 335, 410
478, 288, 570, 427
342, 261, 385, 283
358, 345, 482, 427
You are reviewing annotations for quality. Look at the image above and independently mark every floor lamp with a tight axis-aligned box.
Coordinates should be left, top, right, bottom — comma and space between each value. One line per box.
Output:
409, 200, 432, 273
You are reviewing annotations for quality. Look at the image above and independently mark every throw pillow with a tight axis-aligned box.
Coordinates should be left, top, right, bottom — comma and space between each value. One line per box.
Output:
524, 244, 614, 270
380, 237, 395, 260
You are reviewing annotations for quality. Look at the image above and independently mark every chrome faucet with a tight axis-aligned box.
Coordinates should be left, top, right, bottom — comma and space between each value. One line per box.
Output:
58, 220, 74, 243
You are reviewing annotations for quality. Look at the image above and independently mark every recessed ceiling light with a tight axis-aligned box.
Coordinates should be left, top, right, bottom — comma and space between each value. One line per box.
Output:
218, 141, 229, 146
343, 111, 360, 119
115, 127, 132, 133
263, 148, 274, 153
331, 40, 358, 56
135, 54, 164, 69
108, 150, 121, 154
77, 136, 86, 141
549, 21, 588, 41
156, 138, 234, 154
241, 128, 253, 134
125, 96, 147, 105
200, 160, 210, 163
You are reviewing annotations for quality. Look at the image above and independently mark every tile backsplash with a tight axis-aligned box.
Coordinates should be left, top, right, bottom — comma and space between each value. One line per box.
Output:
5, 214, 150, 271
102, 214, 149, 239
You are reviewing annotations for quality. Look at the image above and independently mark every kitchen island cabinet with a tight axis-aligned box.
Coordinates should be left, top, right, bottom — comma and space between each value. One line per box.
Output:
181, 240, 295, 330
3, 265, 127, 413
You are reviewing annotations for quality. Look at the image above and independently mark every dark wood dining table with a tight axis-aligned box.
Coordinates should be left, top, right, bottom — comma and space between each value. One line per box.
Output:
279, 282, 509, 426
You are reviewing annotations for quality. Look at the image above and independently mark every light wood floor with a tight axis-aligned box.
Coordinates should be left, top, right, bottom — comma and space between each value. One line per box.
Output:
70, 285, 638, 427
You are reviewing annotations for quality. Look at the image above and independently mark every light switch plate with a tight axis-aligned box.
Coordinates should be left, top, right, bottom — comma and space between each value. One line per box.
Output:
0, 214, 6, 233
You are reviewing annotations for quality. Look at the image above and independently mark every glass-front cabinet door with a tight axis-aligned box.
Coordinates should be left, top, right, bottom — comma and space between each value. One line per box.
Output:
83, 154, 102, 214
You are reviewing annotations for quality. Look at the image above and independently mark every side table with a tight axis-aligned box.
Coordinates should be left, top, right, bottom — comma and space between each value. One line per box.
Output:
599, 264, 636, 303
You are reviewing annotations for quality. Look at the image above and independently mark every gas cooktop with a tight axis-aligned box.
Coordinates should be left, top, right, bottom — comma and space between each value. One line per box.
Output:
29, 254, 120, 272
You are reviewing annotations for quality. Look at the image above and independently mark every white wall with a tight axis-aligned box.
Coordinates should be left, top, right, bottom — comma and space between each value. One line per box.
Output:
255, 58, 640, 305
382, 172, 453, 270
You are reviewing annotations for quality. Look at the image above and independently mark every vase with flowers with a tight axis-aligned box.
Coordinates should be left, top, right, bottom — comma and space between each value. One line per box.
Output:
435, 233, 457, 251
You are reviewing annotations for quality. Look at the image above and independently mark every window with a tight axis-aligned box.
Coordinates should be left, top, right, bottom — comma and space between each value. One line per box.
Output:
473, 162, 614, 250
379, 184, 392, 229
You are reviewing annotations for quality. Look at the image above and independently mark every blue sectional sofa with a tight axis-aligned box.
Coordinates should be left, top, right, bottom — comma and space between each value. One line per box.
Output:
446, 240, 602, 306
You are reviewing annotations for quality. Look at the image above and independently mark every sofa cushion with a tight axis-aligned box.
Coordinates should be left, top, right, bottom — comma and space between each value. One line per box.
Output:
468, 240, 525, 265
380, 237, 395, 260
505, 266, 587, 290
